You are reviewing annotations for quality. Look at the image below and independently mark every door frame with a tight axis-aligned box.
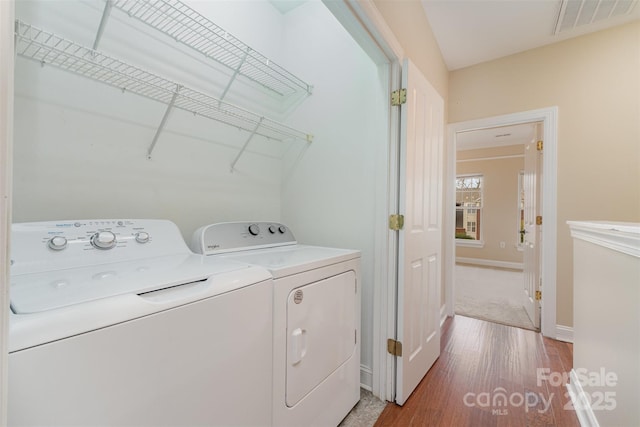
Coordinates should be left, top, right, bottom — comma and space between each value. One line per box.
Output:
445, 107, 558, 338
322, 1, 403, 401
0, 0, 15, 422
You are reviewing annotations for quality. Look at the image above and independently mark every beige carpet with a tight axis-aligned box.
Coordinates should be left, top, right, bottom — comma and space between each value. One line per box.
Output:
455, 264, 537, 331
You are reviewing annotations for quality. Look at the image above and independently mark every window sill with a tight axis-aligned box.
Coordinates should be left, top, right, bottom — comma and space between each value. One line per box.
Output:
455, 239, 484, 248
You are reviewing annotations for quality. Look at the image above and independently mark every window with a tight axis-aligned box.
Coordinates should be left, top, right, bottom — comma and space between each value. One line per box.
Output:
456, 175, 482, 242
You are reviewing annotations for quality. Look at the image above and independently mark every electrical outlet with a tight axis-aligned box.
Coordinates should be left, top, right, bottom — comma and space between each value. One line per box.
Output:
500, 241, 506, 249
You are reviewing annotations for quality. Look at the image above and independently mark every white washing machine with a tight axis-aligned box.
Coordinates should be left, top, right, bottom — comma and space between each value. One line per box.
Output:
9, 219, 273, 426
191, 221, 361, 427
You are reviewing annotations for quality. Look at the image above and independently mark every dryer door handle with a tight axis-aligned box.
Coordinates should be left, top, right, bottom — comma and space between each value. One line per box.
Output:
289, 328, 307, 366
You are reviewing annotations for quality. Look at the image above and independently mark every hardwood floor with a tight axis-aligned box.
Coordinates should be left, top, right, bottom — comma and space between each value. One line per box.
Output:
374, 315, 579, 427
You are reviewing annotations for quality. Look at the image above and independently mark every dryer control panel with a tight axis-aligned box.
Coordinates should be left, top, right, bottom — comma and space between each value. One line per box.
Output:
11, 219, 190, 275
192, 222, 296, 255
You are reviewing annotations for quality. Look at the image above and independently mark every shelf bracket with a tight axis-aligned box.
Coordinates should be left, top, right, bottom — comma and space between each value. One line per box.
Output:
219, 48, 250, 103
147, 84, 182, 159
93, 0, 113, 51
230, 117, 264, 171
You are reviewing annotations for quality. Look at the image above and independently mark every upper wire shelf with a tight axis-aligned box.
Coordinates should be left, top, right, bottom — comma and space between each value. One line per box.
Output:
105, 0, 312, 99
15, 20, 312, 155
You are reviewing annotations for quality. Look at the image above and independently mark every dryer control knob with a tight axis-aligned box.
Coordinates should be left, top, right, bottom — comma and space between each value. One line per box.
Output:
268, 225, 276, 234
48, 235, 68, 251
91, 231, 117, 250
248, 224, 260, 236
135, 232, 150, 244
278, 226, 286, 234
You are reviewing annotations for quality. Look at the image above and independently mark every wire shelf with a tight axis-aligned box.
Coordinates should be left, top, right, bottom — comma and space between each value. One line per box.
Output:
109, 0, 312, 98
15, 20, 312, 146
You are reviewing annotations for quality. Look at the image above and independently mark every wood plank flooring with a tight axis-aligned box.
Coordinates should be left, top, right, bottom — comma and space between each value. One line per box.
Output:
374, 315, 579, 427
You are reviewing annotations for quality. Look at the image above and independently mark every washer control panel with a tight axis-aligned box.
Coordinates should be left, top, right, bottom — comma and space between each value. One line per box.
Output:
11, 219, 190, 275
192, 222, 296, 255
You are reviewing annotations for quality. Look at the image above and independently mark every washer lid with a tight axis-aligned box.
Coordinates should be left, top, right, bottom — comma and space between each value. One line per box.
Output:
219, 245, 360, 278
10, 254, 252, 314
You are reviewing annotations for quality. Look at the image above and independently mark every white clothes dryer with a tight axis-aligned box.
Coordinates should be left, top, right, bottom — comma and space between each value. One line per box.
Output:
192, 221, 361, 427
9, 219, 273, 426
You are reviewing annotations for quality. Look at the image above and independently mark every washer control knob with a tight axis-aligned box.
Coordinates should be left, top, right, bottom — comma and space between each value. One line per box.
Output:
135, 232, 150, 244
278, 226, 286, 234
248, 224, 260, 236
48, 235, 68, 251
91, 231, 117, 250
268, 225, 277, 234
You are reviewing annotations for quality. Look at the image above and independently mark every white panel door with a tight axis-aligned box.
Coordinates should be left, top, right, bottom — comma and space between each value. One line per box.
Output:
522, 124, 542, 329
395, 59, 443, 405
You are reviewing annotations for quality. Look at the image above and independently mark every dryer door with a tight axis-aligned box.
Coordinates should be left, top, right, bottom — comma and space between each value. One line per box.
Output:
286, 271, 357, 407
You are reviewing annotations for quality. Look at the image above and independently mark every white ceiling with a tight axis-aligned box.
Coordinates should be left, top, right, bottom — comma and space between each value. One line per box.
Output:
268, 0, 306, 14
422, 0, 640, 70
456, 123, 538, 151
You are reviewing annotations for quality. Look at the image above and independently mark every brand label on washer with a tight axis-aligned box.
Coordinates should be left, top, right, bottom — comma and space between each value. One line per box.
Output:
293, 289, 303, 304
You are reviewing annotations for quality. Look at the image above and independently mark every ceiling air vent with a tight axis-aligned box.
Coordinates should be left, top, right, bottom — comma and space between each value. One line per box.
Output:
554, 0, 639, 34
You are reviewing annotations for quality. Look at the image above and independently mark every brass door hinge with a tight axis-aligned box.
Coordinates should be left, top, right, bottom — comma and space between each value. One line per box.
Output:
389, 214, 404, 231
391, 88, 407, 106
537, 140, 543, 151
535, 290, 542, 301
387, 338, 403, 357
536, 216, 543, 225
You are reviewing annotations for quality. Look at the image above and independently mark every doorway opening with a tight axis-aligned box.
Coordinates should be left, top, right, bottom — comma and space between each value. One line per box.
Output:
453, 122, 540, 331
445, 107, 558, 339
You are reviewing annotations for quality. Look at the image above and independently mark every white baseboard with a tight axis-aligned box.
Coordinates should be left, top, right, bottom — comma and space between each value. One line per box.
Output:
456, 257, 523, 270
556, 325, 574, 343
567, 369, 600, 427
360, 365, 373, 391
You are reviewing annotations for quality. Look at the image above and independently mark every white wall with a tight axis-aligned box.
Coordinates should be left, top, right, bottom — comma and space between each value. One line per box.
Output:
569, 222, 640, 426
13, 0, 291, 240
456, 145, 525, 266
279, 2, 388, 387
